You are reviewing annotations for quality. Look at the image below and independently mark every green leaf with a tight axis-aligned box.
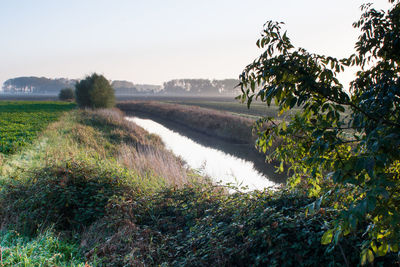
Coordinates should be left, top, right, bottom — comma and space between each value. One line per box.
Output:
377, 242, 388, 257
321, 229, 334, 245
371, 241, 378, 254
281, 121, 287, 131
279, 161, 284, 172
361, 251, 367, 266
367, 249, 374, 263
390, 243, 399, 253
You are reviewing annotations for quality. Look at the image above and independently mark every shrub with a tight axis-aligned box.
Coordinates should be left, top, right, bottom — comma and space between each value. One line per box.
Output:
85, 186, 399, 266
75, 73, 115, 109
0, 161, 134, 235
58, 88, 75, 101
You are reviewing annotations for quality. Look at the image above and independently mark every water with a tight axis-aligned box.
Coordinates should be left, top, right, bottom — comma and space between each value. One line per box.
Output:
126, 117, 276, 191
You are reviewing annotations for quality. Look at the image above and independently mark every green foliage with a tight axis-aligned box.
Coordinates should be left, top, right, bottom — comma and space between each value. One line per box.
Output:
75, 73, 115, 109
87, 186, 398, 266
59, 87, 75, 101
238, 1, 400, 263
0, 160, 136, 235
0, 230, 86, 266
0, 101, 75, 155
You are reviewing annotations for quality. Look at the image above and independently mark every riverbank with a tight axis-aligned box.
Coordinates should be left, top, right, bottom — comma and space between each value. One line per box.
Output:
118, 101, 255, 144
0, 104, 397, 265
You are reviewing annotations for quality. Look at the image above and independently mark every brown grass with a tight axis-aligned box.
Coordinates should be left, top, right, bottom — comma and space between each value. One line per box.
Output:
117, 144, 195, 187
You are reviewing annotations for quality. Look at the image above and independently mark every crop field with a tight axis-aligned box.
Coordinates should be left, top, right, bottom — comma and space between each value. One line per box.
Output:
0, 101, 75, 155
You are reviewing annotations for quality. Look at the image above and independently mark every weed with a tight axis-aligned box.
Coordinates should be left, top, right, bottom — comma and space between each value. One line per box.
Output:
0, 229, 86, 266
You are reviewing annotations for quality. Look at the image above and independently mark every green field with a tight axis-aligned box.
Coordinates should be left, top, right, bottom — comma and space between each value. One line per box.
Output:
0, 101, 75, 155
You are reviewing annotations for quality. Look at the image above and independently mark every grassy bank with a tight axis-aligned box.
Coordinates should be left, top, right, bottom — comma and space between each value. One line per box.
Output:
0, 105, 398, 265
162, 97, 281, 119
118, 101, 255, 144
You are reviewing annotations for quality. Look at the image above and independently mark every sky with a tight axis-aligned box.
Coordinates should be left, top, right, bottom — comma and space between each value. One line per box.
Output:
0, 0, 393, 88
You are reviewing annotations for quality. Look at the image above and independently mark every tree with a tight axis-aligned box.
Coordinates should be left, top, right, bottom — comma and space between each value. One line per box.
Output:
239, 1, 399, 264
75, 73, 115, 108
58, 87, 75, 101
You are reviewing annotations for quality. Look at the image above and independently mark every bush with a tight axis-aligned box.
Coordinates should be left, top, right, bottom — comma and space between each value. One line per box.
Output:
58, 88, 75, 101
75, 73, 115, 109
85, 186, 399, 266
0, 161, 134, 235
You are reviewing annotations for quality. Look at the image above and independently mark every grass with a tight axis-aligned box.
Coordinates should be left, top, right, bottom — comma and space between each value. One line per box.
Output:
165, 98, 280, 119
0, 230, 87, 266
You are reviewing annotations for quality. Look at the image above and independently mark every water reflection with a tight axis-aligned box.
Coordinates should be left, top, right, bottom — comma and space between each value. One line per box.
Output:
127, 117, 276, 191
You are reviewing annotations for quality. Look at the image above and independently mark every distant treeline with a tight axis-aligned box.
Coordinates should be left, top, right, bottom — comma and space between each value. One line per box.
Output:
2, 77, 77, 94
161, 79, 240, 96
2, 77, 240, 96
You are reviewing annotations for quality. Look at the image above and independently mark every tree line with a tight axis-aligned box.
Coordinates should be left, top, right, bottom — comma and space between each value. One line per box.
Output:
2, 77, 240, 96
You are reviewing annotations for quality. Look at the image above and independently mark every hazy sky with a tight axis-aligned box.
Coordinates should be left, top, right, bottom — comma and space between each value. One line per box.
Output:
0, 0, 392, 87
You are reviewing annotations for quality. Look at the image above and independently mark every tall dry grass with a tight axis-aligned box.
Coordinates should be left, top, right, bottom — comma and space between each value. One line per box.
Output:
117, 144, 198, 187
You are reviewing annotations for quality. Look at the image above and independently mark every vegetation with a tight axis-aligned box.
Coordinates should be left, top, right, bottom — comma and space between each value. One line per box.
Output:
1, 3, 398, 264
3, 77, 240, 96
239, 0, 400, 263
0, 101, 75, 155
0, 102, 398, 265
75, 73, 115, 109
59, 87, 75, 101
0, 230, 87, 266
162, 78, 240, 96
2, 77, 76, 94
0, 106, 202, 265
82, 183, 398, 266
163, 97, 282, 119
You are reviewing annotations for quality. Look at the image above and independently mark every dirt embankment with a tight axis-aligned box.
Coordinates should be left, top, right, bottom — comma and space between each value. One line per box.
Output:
117, 101, 256, 144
